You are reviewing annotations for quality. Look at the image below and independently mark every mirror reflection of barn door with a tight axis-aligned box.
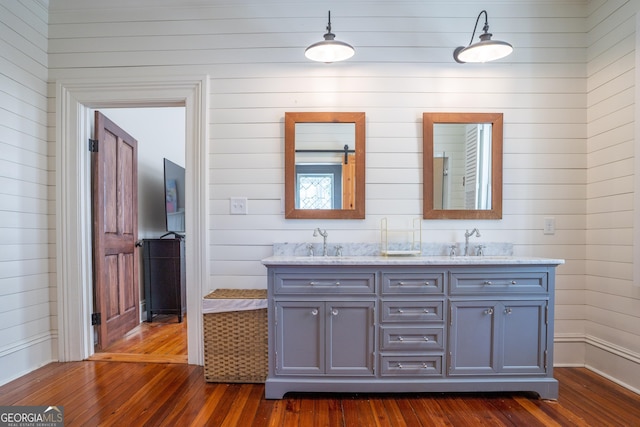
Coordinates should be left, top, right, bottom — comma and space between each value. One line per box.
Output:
91, 111, 139, 351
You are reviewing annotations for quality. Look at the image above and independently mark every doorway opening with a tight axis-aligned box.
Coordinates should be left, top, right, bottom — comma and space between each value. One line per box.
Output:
55, 77, 208, 366
89, 107, 188, 363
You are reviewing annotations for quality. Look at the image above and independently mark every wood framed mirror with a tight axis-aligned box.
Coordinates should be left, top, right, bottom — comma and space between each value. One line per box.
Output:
423, 112, 503, 219
285, 112, 365, 219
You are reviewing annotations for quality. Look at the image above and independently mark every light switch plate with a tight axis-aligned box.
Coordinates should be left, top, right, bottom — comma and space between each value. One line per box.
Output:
544, 217, 555, 235
230, 197, 248, 215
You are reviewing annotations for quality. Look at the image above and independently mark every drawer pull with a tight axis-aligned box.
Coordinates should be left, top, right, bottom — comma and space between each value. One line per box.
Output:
395, 336, 429, 342
397, 281, 431, 286
396, 362, 430, 369
483, 280, 517, 286
309, 281, 341, 286
395, 308, 432, 314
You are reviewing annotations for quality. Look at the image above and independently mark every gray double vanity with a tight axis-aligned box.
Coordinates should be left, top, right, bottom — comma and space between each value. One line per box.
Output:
262, 247, 563, 400
265, 111, 564, 399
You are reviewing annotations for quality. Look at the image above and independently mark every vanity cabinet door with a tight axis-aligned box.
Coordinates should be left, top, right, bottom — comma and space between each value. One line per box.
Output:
326, 301, 375, 376
274, 301, 324, 375
274, 300, 374, 376
449, 301, 498, 375
500, 300, 547, 374
449, 300, 547, 376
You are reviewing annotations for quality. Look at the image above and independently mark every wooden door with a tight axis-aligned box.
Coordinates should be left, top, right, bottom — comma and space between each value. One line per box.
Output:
92, 111, 139, 350
342, 154, 356, 209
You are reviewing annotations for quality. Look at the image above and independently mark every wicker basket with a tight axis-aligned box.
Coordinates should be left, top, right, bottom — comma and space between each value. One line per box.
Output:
203, 289, 268, 383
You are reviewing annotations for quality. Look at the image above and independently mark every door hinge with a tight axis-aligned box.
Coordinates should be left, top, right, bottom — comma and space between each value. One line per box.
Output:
88, 138, 99, 152
91, 313, 101, 325
545, 304, 549, 325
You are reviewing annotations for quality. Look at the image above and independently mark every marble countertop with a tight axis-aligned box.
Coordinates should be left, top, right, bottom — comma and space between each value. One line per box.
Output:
262, 255, 565, 266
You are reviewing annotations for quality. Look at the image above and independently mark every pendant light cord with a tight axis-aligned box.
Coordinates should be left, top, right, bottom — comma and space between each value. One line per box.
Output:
466, 10, 489, 46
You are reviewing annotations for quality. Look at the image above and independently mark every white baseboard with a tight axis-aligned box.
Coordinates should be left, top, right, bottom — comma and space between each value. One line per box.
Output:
553, 333, 640, 395
0, 333, 56, 386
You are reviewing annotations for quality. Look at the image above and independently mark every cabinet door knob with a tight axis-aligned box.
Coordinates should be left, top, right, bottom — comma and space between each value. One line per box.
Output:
505, 307, 513, 315
331, 309, 339, 316
311, 309, 318, 316
397, 336, 404, 342
484, 308, 494, 315
423, 281, 430, 286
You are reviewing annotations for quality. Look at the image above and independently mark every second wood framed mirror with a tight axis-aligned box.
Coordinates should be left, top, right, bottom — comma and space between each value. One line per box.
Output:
285, 112, 366, 219
423, 112, 503, 220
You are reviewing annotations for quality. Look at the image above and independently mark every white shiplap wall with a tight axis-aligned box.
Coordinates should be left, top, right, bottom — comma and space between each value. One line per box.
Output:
46, 0, 587, 367
0, 0, 52, 385
586, 0, 640, 392
0, 0, 633, 392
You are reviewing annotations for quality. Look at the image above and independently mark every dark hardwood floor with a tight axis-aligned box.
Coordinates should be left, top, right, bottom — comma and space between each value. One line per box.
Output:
1, 316, 639, 426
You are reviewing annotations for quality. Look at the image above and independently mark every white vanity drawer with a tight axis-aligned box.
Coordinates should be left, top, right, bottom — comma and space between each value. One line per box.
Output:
380, 355, 443, 376
273, 272, 375, 294
380, 326, 444, 351
450, 270, 548, 294
381, 300, 444, 322
382, 272, 445, 294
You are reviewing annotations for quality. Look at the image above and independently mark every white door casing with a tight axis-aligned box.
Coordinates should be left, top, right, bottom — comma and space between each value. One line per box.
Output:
55, 76, 209, 364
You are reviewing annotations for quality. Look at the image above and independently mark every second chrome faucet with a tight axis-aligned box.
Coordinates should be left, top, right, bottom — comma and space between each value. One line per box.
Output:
464, 228, 481, 256
313, 228, 329, 256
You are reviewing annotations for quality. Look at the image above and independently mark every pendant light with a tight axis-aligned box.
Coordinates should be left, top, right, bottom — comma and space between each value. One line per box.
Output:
453, 10, 513, 63
305, 11, 355, 63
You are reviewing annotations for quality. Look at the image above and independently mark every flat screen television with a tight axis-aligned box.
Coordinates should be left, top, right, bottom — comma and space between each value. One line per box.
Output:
163, 158, 186, 237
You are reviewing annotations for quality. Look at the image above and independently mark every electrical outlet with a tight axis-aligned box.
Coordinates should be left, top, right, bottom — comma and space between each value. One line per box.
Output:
230, 197, 248, 215
544, 217, 555, 235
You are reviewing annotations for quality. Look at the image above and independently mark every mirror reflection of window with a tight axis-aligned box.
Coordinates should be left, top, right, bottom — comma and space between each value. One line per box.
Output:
433, 123, 492, 210
472, 124, 492, 210
295, 164, 342, 209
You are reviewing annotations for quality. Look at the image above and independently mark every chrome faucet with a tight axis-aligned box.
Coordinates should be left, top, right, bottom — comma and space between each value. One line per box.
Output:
464, 228, 481, 256
313, 228, 329, 256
